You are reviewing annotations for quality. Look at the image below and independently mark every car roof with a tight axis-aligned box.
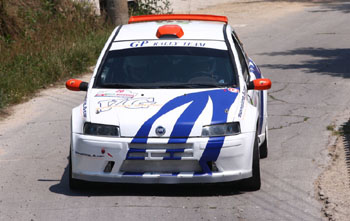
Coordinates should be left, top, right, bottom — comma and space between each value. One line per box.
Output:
114, 14, 227, 42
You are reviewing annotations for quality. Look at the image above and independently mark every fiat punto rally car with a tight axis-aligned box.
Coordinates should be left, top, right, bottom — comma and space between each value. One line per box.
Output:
66, 14, 271, 190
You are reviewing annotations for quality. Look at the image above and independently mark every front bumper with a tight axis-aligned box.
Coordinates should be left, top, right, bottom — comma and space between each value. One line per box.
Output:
71, 132, 255, 184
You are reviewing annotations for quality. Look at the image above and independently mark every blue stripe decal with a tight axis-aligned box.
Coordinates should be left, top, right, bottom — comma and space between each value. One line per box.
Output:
167, 138, 187, 144
131, 138, 148, 143
126, 156, 145, 160
126, 148, 146, 160
168, 95, 208, 144
166, 148, 185, 153
199, 136, 225, 173
131, 89, 238, 144
198, 89, 236, 173
164, 148, 184, 160
163, 156, 182, 160
128, 148, 146, 153
249, 59, 262, 78
249, 59, 264, 135
130, 89, 238, 172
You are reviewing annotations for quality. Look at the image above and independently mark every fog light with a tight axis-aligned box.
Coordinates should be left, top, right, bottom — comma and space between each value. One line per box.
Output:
104, 161, 115, 173
207, 161, 219, 172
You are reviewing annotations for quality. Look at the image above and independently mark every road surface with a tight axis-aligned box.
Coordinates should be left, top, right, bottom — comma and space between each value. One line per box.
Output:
1, 1, 350, 220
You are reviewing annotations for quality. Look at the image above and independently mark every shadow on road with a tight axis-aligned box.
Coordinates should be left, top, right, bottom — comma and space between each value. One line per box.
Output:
308, 1, 350, 13
260, 48, 350, 78
47, 163, 244, 197
266, 0, 350, 12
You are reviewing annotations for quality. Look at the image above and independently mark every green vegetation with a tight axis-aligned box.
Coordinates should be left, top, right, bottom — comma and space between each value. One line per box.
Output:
327, 122, 350, 136
327, 124, 340, 136
327, 124, 336, 132
0, 0, 113, 109
129, 0, 172, 16
0, 0, 173, 110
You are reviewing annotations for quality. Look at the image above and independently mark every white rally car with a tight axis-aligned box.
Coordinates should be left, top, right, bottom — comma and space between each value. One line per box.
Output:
66, 14, 271, 190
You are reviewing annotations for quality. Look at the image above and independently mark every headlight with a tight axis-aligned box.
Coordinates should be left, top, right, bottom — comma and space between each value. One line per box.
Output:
83, 122, 120, 137
202, 122, 240, 137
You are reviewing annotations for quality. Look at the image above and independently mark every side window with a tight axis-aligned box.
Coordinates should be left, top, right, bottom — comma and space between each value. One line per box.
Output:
232, 34, 249, 82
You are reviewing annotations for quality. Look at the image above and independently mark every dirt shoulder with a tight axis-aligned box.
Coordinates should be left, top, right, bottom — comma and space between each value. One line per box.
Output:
316, 119, 350, 221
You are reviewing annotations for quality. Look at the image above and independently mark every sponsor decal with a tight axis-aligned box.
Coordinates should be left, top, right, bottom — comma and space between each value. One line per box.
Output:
96, 97, 157, 113
95, 90, 136, 98
129, 40, 206, 48
156, 21, 190, 25
129, 40, 149, 48
75, 151, 104, 158
238, 88, 246, 118
227, 88, 239, 93
82, 100, 87, 118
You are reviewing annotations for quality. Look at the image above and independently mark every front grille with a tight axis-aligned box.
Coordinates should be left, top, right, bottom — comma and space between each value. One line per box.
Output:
126, 143, 195, 160
129, 143, 192, 149
120, 160, 202, 173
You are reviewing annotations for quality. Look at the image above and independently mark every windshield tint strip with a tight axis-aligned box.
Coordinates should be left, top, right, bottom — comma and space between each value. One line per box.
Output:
110, 40, 228, 51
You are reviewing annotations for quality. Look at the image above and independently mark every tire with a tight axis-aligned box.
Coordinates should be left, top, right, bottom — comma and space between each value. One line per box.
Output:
69, 150, 83, 190
239, 131, 261, 191
259, 126, 268, 159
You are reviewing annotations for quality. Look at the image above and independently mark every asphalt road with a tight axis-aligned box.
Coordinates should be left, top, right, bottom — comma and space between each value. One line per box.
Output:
1, 1, 350, 220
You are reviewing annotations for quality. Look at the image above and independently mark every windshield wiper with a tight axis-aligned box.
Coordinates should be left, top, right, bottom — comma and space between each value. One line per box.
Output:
99, 83, 236, 89
98, 83, 137, 88
158, 83, 222, 88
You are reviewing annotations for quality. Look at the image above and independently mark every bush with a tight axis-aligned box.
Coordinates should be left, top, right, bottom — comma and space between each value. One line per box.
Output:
129, 0, 172, 16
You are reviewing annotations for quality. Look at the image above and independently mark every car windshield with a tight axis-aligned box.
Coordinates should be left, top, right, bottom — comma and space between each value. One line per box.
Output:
94, 47, 237, 88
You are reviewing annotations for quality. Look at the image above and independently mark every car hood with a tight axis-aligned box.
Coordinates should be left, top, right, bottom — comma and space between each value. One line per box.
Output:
87, 88, 241, 138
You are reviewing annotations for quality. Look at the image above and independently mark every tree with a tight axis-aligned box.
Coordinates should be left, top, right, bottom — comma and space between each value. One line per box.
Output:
106, 0, 129, 25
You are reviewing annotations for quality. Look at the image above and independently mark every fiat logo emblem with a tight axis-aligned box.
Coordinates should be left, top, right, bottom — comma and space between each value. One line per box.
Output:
155, 126, 166, 136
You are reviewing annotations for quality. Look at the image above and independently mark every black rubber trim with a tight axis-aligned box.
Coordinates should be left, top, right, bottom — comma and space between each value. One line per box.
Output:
232, 31, 251, 83
79, 82, 88, 91
93, 25, 123, 88
223, 24, 240, 88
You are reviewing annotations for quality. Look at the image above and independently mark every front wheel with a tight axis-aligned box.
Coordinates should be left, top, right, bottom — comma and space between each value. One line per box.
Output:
259, 125, 268, 159
239, 131, 261, 191
69, 149, 83, 190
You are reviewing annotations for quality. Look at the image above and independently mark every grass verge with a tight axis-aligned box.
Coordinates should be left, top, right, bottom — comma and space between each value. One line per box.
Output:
0, 0, 113, 109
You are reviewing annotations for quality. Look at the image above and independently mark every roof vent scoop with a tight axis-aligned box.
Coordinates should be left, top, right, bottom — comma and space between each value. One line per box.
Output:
156, 25, 184, 39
